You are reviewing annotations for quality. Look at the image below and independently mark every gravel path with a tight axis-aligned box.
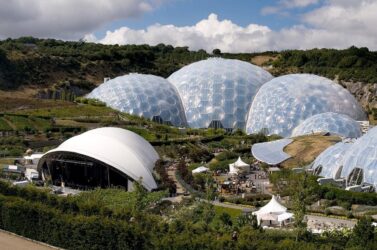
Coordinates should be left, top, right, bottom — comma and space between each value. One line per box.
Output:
0, 230, 56, 250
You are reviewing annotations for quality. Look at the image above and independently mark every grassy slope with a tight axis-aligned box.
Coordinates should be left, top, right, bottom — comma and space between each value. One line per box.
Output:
281, 134, 341, 168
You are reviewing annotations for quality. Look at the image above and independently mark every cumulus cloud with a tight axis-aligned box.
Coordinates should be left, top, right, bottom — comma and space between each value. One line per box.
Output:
87, 1, 377, 53
0, 0, 162, 39
88, 14, 272, 52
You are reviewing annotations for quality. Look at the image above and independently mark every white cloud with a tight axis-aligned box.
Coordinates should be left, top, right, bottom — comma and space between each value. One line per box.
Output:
261, 0, 319, 15
0, 0, 163, 39
88, 3, 377, 53
89, 14, 272, 52
281, 0, 319, 8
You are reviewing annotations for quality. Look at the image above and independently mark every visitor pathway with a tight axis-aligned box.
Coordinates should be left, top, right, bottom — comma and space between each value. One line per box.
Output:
0, 230, 57, 250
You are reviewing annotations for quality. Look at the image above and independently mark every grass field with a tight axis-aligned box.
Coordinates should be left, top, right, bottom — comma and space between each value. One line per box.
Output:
281, 134, 341, 168
14, 104, 116, 118
214, 206, 243, 220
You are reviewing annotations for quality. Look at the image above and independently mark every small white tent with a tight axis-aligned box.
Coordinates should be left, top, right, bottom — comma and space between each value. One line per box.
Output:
192, 166, 209, 174
252, 195, 293, 226
229, 157, 250, 175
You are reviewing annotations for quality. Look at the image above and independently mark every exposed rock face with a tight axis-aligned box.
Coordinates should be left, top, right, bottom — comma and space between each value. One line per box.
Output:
338, 81, 377, 111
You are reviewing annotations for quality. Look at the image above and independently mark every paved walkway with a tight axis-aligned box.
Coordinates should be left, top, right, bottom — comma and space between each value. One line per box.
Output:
167, 168, 185, 194
0, 230, 56, 250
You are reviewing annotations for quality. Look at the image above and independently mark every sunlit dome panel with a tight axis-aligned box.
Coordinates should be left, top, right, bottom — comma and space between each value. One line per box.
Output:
311, 142, 353, 179
168, 58, 273, 129
342, 127, 377, 188
292, 112, 362, 138
87, 74, 187, 127
246, 74, 366, 137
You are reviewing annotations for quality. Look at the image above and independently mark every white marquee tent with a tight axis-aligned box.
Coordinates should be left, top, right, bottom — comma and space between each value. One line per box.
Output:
252, 195, 293, 226
229, 157, 250, 175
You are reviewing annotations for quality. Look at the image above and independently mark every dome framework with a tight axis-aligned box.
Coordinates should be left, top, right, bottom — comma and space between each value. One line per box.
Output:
87, 74, 187, 127
246, 74, 366, 137
292, 112, 362, 138
168, 58, 273, 129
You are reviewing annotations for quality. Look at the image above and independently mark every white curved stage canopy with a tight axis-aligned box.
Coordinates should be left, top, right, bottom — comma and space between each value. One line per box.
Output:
251, 139, 293, 165
38, 127, 158, 191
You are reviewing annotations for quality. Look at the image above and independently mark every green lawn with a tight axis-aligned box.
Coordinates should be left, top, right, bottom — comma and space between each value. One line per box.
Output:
14, 104, 116, 118
214, 205, 243, 220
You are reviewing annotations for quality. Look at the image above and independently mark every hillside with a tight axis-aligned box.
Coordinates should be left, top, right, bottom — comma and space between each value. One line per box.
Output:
0, 37, 377, 113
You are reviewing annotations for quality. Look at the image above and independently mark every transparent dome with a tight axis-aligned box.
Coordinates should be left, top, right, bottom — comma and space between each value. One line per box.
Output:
168, 58, 273, 129
311, 142, 353, 179
292, 112, 362, 138
87, 73, 187, 127
342, 127, 377, 188
246, 74, 366, 137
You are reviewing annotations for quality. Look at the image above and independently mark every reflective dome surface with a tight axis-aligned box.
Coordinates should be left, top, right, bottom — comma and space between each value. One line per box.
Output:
342, 127, 377, 188
292, 112, 362, 138
246, 74, 366, 137
168, 58, 273, 129
87, 74, 187, 127
311, 142, 353, 179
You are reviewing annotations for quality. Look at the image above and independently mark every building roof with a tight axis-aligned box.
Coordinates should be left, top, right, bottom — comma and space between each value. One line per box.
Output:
253, 195, 287, 216
192, 166, 209, 174
251, 139, 293, 165
233, 157, 249, 168
39, 127, 159, 191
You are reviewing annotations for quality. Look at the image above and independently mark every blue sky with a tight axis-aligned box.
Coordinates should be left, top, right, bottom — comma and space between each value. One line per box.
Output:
98, 0, 319, 37
1, 0, 377, 52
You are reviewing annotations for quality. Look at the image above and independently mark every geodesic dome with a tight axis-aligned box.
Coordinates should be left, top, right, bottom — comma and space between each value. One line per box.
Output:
246, 74, 366, 137
311, 142, 353, 179
168, 58, 273, 129
87, 74, 187, 127
292, 112, 362, 138
342, 127, 377, 188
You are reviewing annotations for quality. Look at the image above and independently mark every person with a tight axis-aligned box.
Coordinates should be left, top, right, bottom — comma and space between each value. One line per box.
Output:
232, 231, 238, 241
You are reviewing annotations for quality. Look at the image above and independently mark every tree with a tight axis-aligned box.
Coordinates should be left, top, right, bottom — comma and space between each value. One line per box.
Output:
212, 48, 221, 56
219, 212, 232, 226
348, 216, 375, 246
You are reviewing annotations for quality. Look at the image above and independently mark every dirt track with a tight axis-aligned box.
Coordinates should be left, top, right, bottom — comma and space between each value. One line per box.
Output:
0, 231, 55, 250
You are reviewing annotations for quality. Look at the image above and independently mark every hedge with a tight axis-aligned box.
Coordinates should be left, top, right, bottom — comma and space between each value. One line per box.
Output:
0, 194, 145, 249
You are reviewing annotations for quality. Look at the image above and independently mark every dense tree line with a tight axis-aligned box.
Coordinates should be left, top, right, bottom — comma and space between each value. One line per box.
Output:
1, 37, 377, 91
272, 46, 377, 83
0, 37, 210, 90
